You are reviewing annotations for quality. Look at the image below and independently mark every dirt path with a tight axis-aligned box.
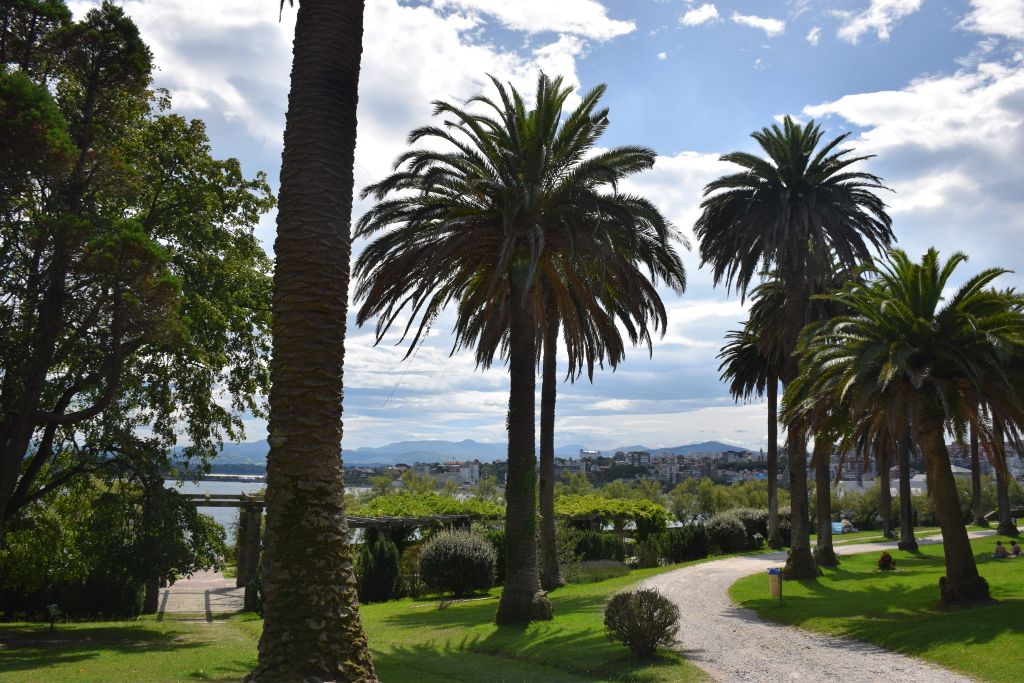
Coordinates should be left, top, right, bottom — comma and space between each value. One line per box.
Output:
644, 531, 995, 682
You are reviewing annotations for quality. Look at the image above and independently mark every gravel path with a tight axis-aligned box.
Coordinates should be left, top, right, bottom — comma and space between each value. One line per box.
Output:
643, 531, 995, 682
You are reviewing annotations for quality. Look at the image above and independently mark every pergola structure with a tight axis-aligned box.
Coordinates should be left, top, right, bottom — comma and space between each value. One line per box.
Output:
181, 493, 472, 588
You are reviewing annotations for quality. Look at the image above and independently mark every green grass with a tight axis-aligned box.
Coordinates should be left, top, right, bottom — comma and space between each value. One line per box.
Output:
730, 534, 1024, 682
0, 564, 708, 683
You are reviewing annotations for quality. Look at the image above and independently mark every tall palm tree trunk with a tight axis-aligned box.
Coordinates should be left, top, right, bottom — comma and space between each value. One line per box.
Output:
812, 440, 838, 566
879, 456, 894, 538
897, 445, 918, 551
249, 2, 376, 680
766, 371, 782, 548
970, 425, 988, 526
784, 427, 819, 578
916, 419, 990, 604
782, 277, 818, 579
495, 274, 553, 625
994, 424, 1019, 535
539, 307, 565, 591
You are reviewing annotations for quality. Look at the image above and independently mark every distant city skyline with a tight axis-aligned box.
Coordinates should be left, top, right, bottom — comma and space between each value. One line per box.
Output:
71, 0, 1024, 451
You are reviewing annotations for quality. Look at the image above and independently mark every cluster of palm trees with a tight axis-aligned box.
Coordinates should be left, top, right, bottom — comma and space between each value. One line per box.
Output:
710, 118, 1024, 605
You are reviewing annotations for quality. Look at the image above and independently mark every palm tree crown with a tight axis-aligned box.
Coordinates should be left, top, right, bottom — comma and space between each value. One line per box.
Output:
694, 116, 893, 302
354, 74, 685, 368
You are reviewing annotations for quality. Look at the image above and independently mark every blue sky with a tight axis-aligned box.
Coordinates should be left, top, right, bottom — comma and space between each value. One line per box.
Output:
71, 1, 1024, 451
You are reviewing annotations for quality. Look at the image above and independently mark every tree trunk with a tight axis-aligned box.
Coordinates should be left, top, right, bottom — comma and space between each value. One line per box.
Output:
783, 427, 820, 579
248, 2, 376, 680
812, 440, 838, 567
766, 370, 782, 549
993, 422, 1018, 535
879, 456, 894, 539
143, 578, 160, 615
916, 419, 990, 605
495, 273, 553, 625
538, 308, 564, 592
970, 425, 988, 526
897, 445, 918, 551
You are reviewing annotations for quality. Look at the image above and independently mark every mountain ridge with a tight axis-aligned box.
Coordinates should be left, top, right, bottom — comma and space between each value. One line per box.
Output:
209, 438, 749, 467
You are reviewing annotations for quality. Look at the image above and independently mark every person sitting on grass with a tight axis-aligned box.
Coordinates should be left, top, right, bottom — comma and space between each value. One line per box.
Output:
1011, 540, 1021, 558
993, 541, 1010, 558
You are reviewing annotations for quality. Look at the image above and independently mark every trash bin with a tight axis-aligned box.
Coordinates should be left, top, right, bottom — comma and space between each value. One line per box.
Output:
768, 567, 782, 598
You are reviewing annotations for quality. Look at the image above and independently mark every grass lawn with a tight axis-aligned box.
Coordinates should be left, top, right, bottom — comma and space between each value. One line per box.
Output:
0, 564, 709, 683
730, 534, 1024, 682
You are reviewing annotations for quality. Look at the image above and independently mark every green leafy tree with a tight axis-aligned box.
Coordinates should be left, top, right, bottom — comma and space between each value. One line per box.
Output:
367, 473, 395, 498
475, 475, 499, 502
354, 74, 682, 624
694, 117, 893, 578
556, 471, 593, 497
401, 469, 437, 495
250, 0, 375, 679
786, 248, 1024, 604
0, 1, 273, 539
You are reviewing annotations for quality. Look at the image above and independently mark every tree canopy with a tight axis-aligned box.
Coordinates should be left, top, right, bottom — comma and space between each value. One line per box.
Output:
0, 1, 274, 532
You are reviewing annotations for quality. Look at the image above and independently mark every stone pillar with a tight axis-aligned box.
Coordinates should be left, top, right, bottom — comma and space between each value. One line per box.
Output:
236, 506, 263, 588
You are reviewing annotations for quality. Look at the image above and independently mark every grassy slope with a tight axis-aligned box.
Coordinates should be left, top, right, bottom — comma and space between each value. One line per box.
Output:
0, 565, 708, 683
730, 534, 1024, 682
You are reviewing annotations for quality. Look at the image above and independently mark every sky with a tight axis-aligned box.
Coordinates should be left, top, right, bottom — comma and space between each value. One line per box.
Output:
70, 0, 1024, 451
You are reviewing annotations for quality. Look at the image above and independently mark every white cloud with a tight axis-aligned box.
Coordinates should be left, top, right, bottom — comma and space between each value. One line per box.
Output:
657, 51, 668, 60
836, 0, 922, 44
802, 58, 1024, 283
431, 0, 635, 39
807, 25, 822, 45
680, 3, 720, 27
730, 12, 785, 37
960, 0, 1024, 41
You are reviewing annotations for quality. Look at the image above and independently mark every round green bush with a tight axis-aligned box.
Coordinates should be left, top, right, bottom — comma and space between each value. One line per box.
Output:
419, 530, 496, 597
604, 588, 680, 657
706, 511, 748, 553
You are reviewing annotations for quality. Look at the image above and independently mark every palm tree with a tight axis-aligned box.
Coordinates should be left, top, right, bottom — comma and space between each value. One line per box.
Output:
718, 280, 785, 548
537, 249, 684, 591
353, 74, 685, 624
249, 2, 376, 681
694, 116, 893, 579
992, 420, 1020, 535
787, 248, 1024, 604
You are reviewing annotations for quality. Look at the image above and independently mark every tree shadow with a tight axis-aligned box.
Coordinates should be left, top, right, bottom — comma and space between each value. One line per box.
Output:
0, 624, 207, 674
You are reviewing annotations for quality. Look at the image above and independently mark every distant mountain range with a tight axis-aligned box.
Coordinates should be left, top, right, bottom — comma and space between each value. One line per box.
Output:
208, 438, 748, 468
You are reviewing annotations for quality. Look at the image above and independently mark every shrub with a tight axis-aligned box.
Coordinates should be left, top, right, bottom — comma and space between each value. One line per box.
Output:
556, 523, 582, 582
358, 535, 401, 603
483, 528, 506, 585
419, 530, 496, 597
604, 588, 680, 657
659, 524, 709, 563
878, 551, 896, 571
399, 544, 424, 598
575, 531, 626, 562
706, 511, 748, 553
572, 559, 630, 583
634, 536, 663, 568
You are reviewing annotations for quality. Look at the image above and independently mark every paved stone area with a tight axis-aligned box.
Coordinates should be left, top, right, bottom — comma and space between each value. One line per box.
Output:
644, 531, 995, 683
157, 569, 244, 619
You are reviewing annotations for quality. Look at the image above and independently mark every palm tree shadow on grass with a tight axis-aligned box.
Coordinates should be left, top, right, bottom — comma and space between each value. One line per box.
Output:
0, 625, 208, 675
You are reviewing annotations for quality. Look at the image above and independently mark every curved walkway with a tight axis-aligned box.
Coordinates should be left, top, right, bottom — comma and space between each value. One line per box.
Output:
644, 531, 994, 682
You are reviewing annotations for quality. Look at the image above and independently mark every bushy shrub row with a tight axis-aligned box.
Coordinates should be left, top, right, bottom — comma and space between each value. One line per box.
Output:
419, 530, 496, 597
575, 531, 626, 562
706, 508, 791, 553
